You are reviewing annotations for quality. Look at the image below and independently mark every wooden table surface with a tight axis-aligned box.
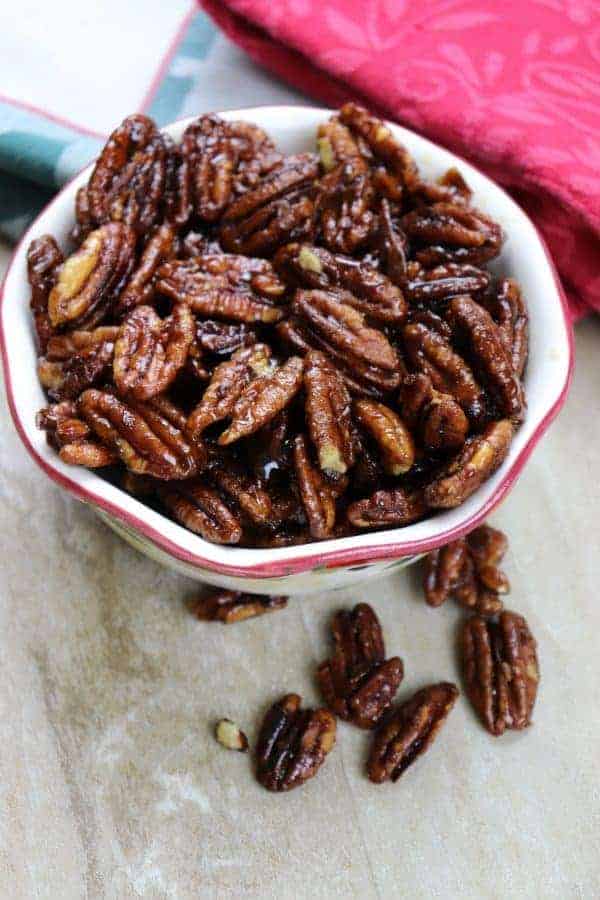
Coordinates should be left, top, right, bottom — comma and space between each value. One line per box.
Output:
1, 236, 599, 899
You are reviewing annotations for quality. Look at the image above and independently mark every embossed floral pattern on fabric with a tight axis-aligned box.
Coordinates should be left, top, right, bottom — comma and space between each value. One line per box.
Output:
200, 0, 600, 319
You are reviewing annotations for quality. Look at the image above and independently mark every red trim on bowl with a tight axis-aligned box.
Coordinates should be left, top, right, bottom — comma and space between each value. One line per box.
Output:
0, 109, 575, 579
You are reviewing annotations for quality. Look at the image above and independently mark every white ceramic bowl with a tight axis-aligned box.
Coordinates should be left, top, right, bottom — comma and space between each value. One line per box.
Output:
0, 106, 573, 594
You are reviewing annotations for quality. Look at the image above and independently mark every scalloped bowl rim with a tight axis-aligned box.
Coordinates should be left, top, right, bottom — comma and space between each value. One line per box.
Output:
0, 105, 574, 578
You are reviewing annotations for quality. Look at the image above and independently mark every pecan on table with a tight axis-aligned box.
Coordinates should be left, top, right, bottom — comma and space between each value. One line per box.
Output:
423, 524, 509, 615
293, 434, 337, 539
27, 235, 64, 352
403, 320, 486, 426
155, 255, 285, 324
218, 356, 304, 445
83, 114, 170, 236
115, 224, 177, 319
304, 350, 355, 476
36, 400, 118, 467
354, 399, 415, 476
159, 481, 242, 544
317, 603, 404, 729
424, 419, 513, 509
185, 344, 272, 440
192, 589, 287, 623
274, 242, 407, 325
220, 153, 319, 256
78, 389, 199, 479
446, 295, 524, 420
113, 303, 194, 400
462, 611, 539, 735
48, 223, 136, 330
256, 693, 336, 791
367, 682, 459, 783
399, 373, 469, 453
339, 102, 419, 198
347, 487, 427, 529
402, 202, 504, 267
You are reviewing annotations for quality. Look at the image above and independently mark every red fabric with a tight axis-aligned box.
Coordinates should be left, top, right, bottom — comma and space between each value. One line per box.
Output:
199, 0, 600, 320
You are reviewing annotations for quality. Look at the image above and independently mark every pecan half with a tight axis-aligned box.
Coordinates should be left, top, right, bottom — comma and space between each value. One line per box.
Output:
36, 400, 117, 467
186, 344, 272, 439
462, 611, 539, 735
78, 389, 198, 479
48, 223, 135, 329
180, 115, 237, 221
482, 278, 529, 378
354, 399, 415, 475
212, 466, 273, 526
376, 197, 409, 283
85, 114, 169, 235
399, 373, 469, 453
159, 481, 242, 543
304, 351, 355, 475
27, 235, 63, 352
317, 603, 404, 729
113, 303, 194, 400
413, 167, 473, 205
218, 356, 304, 445
339, 103, 419, 197
256, 693, 336, 792
192, 589, 287, 623
402, 202, 504, 266
315, 162, 376, 254
156, 256, 284, 324
220, 154, 319, 256
316, 117, 366, 173
424, 419, 513, 509
194, 319, 257, 357
403, 321, 486, 425
293, 434, 336, 539
367, 683, 459, 783
447, 295, 524, 420
275, 243, 406, 324
404, 263, 490, 306
347, 487, 426, 529
115, 223, 177, 318
38, 337, 114, 401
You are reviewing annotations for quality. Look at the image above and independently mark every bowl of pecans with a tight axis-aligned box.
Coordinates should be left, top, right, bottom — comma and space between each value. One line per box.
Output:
0, 105, 573, 594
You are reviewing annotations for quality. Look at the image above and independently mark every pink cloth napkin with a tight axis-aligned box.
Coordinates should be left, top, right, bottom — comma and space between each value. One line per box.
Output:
200, 0, 600, 320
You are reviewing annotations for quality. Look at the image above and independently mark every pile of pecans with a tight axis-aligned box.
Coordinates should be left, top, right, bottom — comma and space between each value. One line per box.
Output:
29, 104, 528, 548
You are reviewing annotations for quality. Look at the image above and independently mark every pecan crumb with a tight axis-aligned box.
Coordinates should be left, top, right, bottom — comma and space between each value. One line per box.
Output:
215, 718, 249, 752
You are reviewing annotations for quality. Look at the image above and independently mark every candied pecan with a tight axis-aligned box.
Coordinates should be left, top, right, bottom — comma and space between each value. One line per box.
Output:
315, 162, 376, 254
304, 350, 355, 475
339, 103, 419, 197
159, 481, 241, 543
402, 202, 504, 266
48, 223, 135, 329
226, 120, 283, 194
180, 115, 237, 221
27, 235, 64, 352
156, 257, 284, 324
354, 399, 415, 475
403, 321, 486, 424
192, 589, 287, 623
293, 290, 398, 373
256, 693, 336, 792
195, 319, 257, 357
399, 373, 469, 453
404, 263, 491, 305
115, 224, 177, 318
462, 611, 539, 735
58, 441, 118, 468
120, 471, 156, 498
413, 167, 473, 205
274, 243, 406, 324
113, 303, 194, 401
424, 419, 513, 509
220, 154, 319, 256
189, 252, 287, 300
37, 400, 117, 467
447, 295, 524, 419
347, 487, 426, 529
212, 466, 273, 526
367, 683, 459, 783
377, 197, 409, 283
317, 603, 404, 729
38, 338, 114, 401
186, 344, 272, 439
316, 117, 366, 173
46, 326, 119, 360
423, 540, 469, 607
215, 719, 249, 752
78, 389, 198, 479
483, 278, 529, 377
218, 356, 304, 445
85, 114, 169, 235
293, 434, 336, 539
71, 185, 94, 244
